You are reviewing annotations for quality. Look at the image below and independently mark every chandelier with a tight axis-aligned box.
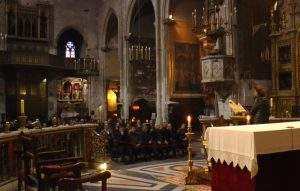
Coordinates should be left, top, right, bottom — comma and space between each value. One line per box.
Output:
0, 33, 7, 51
66, 56, 99, 76
128, 44, 151, 61
127, 0, 152, 63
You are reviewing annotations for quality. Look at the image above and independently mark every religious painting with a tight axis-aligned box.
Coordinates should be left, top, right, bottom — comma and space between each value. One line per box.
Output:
57, 78, 85, 102
171, 42, 202, 97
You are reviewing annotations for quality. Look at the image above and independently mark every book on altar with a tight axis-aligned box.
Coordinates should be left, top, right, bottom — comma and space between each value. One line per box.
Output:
228, 100, 247, 115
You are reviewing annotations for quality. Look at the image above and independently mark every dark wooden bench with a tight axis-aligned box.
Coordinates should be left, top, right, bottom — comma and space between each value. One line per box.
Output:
58, 171, 111, 191
19, 133, 85, 191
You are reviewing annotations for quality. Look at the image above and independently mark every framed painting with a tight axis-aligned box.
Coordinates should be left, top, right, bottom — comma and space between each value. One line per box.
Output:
170, 42, 203, 98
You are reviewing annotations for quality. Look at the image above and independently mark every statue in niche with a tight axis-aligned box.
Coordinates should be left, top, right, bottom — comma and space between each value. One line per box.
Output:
210, 36, 225, 55
72, 82, 82, 100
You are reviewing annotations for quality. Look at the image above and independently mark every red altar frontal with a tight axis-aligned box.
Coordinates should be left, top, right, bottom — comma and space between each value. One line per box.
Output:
205, 122, 300, 191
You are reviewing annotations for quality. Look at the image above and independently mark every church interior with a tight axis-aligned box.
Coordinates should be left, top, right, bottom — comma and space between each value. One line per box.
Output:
0, 0, 300, 190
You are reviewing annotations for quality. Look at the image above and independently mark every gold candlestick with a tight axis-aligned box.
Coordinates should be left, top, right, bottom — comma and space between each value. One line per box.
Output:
185, 115, 195, 184
19, 115, 27, 131
20, 99, 25, 115
185, 115, 211, 185
19, 99, 27, 130
4, 122, 10, 133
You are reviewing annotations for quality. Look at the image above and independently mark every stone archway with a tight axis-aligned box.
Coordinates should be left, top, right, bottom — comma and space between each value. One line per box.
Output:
127, 0, 156, 121
104, 12, 120, 119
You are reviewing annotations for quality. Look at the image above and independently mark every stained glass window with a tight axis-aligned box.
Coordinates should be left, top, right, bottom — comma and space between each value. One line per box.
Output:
65, 41, 75, 58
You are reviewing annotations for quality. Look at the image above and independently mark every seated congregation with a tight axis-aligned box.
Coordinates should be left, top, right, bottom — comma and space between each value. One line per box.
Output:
99, 119, 188, 163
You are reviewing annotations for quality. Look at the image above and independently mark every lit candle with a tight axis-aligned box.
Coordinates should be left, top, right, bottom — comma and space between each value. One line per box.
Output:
98, 163, 107, 171
246, 115, 251, 125
187, 115, 192, 127
270, 98, 273, 107
148, 47, 151, 60
140, 46, 144, 60
224, 4, 227, 24
192, 9, 197, 28
20, 99, 25, 115
129, 46, 132, 60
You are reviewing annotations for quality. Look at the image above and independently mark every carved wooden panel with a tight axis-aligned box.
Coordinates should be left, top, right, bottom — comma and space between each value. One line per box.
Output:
201, 55, 234, 83
276, 97, 295, 117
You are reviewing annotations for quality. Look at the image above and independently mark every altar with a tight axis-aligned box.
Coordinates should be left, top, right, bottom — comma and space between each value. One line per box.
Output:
205, 122, 300, 191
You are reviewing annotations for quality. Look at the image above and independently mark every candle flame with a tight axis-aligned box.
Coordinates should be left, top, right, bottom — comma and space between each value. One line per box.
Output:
246, 115, 251, 124
187, 115, 191, 122
98, 163, 107, 171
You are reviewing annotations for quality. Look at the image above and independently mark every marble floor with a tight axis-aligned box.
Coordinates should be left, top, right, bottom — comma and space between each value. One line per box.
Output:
83, 158, 211, 191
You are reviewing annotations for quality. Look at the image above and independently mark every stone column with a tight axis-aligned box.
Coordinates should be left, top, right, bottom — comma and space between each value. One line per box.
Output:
0, 1, 7, 51
160, 0, 169, 123
98, 49, 106, 122
47, 78, 57, 119
121, 1, 130, 120
88, 75, 103, 120
154, 0, 163, 124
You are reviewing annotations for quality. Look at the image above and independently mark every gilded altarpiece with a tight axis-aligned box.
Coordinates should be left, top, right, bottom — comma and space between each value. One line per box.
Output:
271, 31, 300, 117
269, 0, 299, 117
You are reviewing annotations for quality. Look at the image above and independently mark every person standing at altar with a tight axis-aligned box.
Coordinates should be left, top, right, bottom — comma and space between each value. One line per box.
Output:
250, 85, 270, 124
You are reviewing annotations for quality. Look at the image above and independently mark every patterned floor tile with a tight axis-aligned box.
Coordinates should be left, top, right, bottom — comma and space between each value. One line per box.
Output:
83, 159, 211, 191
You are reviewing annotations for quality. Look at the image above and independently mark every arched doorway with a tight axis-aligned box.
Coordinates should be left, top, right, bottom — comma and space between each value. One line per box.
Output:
128, 0, 156, 121
104, 12, 120, 119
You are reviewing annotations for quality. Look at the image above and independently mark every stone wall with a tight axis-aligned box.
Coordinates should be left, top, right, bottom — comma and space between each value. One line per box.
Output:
0, 71, 5, 121
9, 0, 276, 121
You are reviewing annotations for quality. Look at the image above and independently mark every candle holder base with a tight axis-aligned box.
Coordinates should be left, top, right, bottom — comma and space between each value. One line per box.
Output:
4, 122, 10, 133
185, 166, 211, 185
18, 115, 28, 131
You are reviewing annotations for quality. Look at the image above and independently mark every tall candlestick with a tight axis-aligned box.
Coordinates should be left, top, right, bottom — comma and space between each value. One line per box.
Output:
185, 114, 195, 184
20, 99, 25, 115
140, 46, 144, 60
214, 5, 217, 29
192, 9, 197, 28
148, 47, 151, 60
194, 9, 197, 27
129, 46, 132, 61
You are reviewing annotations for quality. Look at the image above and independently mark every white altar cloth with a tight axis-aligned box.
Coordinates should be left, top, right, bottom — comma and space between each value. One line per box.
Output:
205, 121, 300, 177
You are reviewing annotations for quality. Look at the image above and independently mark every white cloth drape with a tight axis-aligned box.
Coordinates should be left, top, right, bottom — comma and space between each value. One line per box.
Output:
205, 122, 300, 178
